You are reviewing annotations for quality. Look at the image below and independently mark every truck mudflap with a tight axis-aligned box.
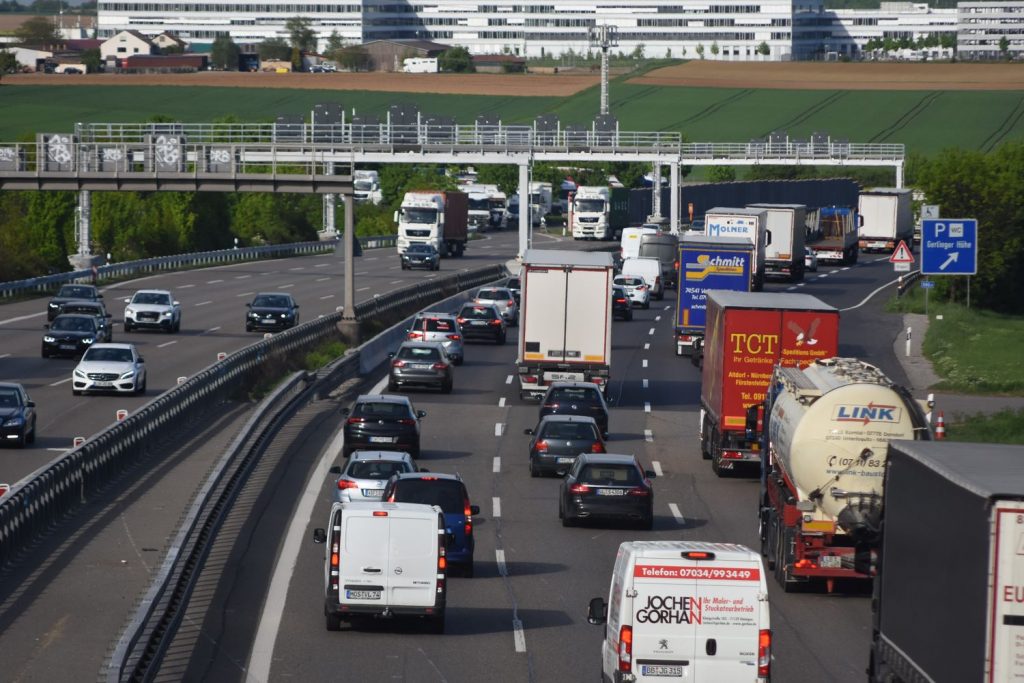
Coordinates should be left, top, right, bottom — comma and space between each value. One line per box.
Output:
517, 364, 610, 400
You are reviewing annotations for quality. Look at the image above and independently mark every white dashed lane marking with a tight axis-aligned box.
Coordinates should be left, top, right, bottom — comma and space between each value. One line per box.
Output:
493, 456, 501, 473
493, 497, 502, 518
195, 301, 212, 307
669, 503, 686, 525
505, 375, 513, 384
655, 315, 661, 322
278, 284, 294, 289
643, 379, 649, 389
644, 343, 650, 350
498, 397, 506, 407
513, 620, 526, 653
320, 295, 335, 300
644, 402, 651, 413
49, 378, 72, 387
648, 328, 655, 336
642, 359, 648, 368
315, 263, 329, 268
356, 287, 370, 292
653, 461, 664, 477
644, 429, 654, 442
235, 275, 251, 279
207, 279, 223, 284
236, 291, 254, 297
178, 284, 195, 289
158, 340, 177, 348
201, 326, 220, 335
495, 423, 504, 436
316, 277, 330, 282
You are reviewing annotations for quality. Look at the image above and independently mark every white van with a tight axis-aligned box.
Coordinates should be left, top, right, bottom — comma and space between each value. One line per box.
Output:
621, 227, 660, 262
313, 501, 448, 632
588, 541, 771, 683
622, 257, 664, 300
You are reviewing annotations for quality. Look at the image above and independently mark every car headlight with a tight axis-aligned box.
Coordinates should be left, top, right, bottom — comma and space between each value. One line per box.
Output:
2, 416, 24, 427
83, 337, 95, 344
160, 310, 172, 317
74, 369, 86, 377
280, 313, 288, 318
119, 370, 136, 379
125, 307, 135, 317
249, 312, 260, 318
44, 335, 56, 343
48, 302, 59, 309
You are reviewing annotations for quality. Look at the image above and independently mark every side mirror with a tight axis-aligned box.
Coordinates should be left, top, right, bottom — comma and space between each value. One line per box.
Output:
245, 302, 252, 308
43, 324, 49, 329
388, 352, 395, 359
645, 470, 657, 479
173, 301, 180, 306
329, 465, 341, 475
523, 428, 534, 436
470, 505, 480, 516
313, 528, 327, 544
27, 401, 36, 408
445, 532, 456, 548
587, 597, 608, 625
393, 210, 399, 223
106, 313, 113, 318
294, 304, 300, 308
341, 407, 350, 416
97, 293, 103, 298
419, 467, 430, 472
417, 410, 427, 418
123, 298, 131, 304
138, 356, 145, 363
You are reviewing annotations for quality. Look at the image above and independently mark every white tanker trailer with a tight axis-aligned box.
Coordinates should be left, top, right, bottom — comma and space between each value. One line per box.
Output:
757, 357, 932, 592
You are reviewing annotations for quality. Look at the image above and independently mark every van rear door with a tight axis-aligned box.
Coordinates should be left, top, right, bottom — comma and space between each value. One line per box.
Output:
338, 511, 390, 607
630, 562, 699, 681
691, 558, 766, 681
387, 509, 439, 607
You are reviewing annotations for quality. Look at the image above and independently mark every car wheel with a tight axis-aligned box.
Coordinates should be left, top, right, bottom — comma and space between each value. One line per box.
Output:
530, 458, 540, 478
173, 319, 181, 333
497, 332, 506, 345
245, 325, 253, 333
561, 513, 575, 528
326, 612, 342, 632
72, 389, 81, 396
124, 322, 133, 332
441, 378, 453, 394
626, 311, 633, 321
643, 301, 650, 310
454, 357, 464, 366
388, 380, 398, 392
462, 562, 474, 579
41, 348, 49, 359
27, 419, 36, 444
426, 610, 446, 634
136, 376, 147, 395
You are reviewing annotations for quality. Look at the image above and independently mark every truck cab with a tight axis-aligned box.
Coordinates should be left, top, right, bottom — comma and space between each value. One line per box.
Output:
396, 193, 443, 255
572, 186, 612, 240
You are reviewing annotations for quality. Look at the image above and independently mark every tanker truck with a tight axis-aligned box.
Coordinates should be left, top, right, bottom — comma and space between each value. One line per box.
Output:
756, 357, 932, 593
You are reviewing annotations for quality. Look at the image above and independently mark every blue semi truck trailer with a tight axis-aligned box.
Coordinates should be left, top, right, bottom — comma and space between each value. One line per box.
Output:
674, 234, 755, 356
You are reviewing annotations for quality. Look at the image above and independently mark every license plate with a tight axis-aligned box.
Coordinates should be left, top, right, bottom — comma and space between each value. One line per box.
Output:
819, 555, 843, 568
346, 590, 381, 600
641, 664, 684, 677
92, 381, 113, 387
361, 489, 384, 498
597, 488, 626, 496
263, 318, 277, 324
369, 436, 395, 443
470, 320, 487, 326
557, 457, 574, 464
545, 372, 583, 381
411, 363, 431, 370
60, 344, 76, 350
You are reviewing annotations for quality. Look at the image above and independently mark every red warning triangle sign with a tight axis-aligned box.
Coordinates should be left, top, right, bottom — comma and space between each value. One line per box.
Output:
889, 240, 915, 263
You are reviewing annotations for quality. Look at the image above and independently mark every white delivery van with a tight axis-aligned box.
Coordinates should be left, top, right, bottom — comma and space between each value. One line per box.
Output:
621, 227, 659, 262
588, 541, 771, 683
622, 257, 664, 300
313, 501, 448, 632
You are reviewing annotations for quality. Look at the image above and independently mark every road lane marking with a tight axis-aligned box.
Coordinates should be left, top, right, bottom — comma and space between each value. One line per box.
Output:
498, 397, 506, 407
195, 301, 212, 307
644, 343, 650, 350
235, 275, 251, 279
200, 326, 220, 335
49, 377, 72, 387
642, 359, 648, 368
158, 340, 177, 348
207, 279, 224, 284
495, 423, 504, 436
0, 311, 46, 326
664, 305, 670, 311
842, 274, 908, 312
493, 456, 501, 473
388, 266, 401, 270
841, 266, 851, 271
47, 447, 68, 452
278, 284, 294, 289
669, 503, 686, 525
643, 379, 649, 389
319, 294, 335, 300
655, 315, 661, 321
644, 429, 654, 442
653, 461, 664, 477
315, 263, 329, 268
355, 271, 368, 276
648, 328, 655, 336
236, 291, 255, 297
366, 257, 378, 261
513, 619, 526, 653
356, 287, 370, 292
288, 267, 304, 271
390, 280, 403, 285
316, 277, 330, 282
644, 402, 651, 413
178, 284, 195, 289
505, 375, 513, 384
493, 497, 502, 518
0, 353, 9, 359
787, 286, 798, 291
495, 549, 508, 576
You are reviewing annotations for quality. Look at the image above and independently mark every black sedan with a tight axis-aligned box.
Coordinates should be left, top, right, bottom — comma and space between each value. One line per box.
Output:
504, 276, 521, 305
388, 341, 454, 393
401, 244, 441, 271
0, 383, 36, 448
611, 285, 632, 321
246, 292, 300, 332
525, 414, 605, 477
342, 394, 425, 459
47, 284, 103, 321
559, 453, 656, 530
539, 382, 611, 438
42, 314, 103, 358
57, 300, 113, 342
456, 303, 507, 344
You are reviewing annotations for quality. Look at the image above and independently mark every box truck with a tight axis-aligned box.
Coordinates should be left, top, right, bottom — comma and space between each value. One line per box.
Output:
858, 188, 913, 253
395, 190, 468, 257
352, 170, 382, 204
757, 358, 932, 593
868, 441, 1024, 683
674, 235, 754, 357
749, 203, 806, 282
517, 250, 614, 401
529, 182, 553, 227
697, 291, 839, 476
571, 186, 629, 241
808, 206, 859, 265
637, 232, 680, 289
703, 208, 771, 291
587, 541, 772, 683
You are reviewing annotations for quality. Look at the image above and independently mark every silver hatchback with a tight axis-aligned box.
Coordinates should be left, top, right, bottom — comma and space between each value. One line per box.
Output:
407, 311, 464, 365
473, 287, 518, 326
329, 451, 417, 504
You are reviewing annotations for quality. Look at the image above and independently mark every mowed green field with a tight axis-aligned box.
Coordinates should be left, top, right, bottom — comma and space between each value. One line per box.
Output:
3, 81, 1024, 155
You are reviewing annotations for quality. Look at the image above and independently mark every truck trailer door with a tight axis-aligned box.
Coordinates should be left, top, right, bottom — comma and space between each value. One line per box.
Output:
563, 267, 611, 366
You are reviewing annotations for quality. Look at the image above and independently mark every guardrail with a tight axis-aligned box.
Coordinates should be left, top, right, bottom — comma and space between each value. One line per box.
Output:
0, 262, 505, 572
0, 235, 396, 300
897, 269, 923, 296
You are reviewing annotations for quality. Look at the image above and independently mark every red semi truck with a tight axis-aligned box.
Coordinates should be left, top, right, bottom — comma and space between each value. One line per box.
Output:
697, 290, 839, 476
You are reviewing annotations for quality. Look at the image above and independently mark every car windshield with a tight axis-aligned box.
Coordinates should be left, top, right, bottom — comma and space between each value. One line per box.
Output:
612, 287, 626, 297
83, 347, 133, 363
397, 346, 442, 361
354, 179, 373, 191
352, 401, 412, 419
476, 289, 510, 301
408, 245, 435, 255
468, 198, 489, 210
51, 317, 95, 332
133, 292, 171, 305
541, 421, 598, 440
578, 464, 641, 486
414, 317, 455, 333
548, 387, 602, 405
252, 295, 290, 308
615, 277, 643, 287
346, 460, 411, 480
460, 306, 497, 320
390, 479, 464, 514
57, 285, 94, 299
0, 389, 22, 408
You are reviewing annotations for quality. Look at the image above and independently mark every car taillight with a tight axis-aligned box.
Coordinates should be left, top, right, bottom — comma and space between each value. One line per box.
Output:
489, 319, 502, 326
535, 439, 548, 452
432, 362, 448, 371
673, 260, 679, 270
628, 486, 650, 497
569, 483, 590, 494
543, 403, 558, 409
507, 300, 515, 307
456, 317, 467, 324
336, 479, 358, 490
615, 298, 627, 304
655, 276, 661, 286
407, 331, 423, 339
391, 359, 406, 368
329, 523, 341, 592
346, 417, 365, 425
618, 625, 633, 672
399, 418, 416, 425
464, 500, 473, 536
590, 441, 605, 453
522, 375, 537, 384
436, 525, 446, 595
758, 630, 771, 678
447, 334, 461, 341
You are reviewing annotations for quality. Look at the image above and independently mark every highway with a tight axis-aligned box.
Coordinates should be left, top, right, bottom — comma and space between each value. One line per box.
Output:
0, 235, 911, 681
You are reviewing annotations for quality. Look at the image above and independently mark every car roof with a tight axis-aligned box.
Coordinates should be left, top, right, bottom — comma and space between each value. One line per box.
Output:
254, 291, 293, 297
416, 311, 455, 319
398, 341, 445, 350
391, 471, 461, 483
339, 501, 443, 516
0, 382, 26, 391
539, 414, 598, 425
349, 450, 415, 462
547, 381, 601, 390
87, 343, 136, 351
461, 302, 500, 311
133, 289, 172, 295
52, 314, 97, 321
61, 300, 102, 307
577, 453, 639, 466
355, 393, 413, 405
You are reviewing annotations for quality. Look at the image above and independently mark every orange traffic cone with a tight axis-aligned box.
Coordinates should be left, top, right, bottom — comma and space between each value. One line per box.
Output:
935, 411, 946, 440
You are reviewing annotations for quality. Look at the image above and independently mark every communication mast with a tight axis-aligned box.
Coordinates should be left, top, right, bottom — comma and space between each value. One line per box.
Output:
588, 25, 619, 116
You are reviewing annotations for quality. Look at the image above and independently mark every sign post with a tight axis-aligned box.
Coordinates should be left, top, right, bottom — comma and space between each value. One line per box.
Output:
889, 240, 914, 273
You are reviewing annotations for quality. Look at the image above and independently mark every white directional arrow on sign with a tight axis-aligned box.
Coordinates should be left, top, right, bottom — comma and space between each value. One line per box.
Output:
939, 252, 959, 271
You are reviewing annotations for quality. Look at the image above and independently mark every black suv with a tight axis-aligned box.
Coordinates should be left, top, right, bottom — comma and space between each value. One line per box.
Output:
47, 284, 103, 321
539, 382, 611, 437
42, 314, 103, 358
456, 303, 507, 344
57, 300, 113, 341
342, 394, 425, 458
611, 285, 632, 321
246, 292, 300, 332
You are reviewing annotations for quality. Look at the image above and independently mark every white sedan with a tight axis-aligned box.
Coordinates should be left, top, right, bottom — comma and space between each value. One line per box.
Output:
804, 246, 819, 273
613, 275, 651, 309
72, 343, 147, 396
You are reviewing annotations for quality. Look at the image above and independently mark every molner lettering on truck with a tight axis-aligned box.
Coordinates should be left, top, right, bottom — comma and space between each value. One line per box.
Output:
588, 541, 772, 683
675, 235, 754, 357
703, 207, 770, 291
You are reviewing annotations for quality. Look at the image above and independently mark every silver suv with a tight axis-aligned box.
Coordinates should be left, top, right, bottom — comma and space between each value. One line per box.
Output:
407, 311, 464, 365
473, 287, 518, 326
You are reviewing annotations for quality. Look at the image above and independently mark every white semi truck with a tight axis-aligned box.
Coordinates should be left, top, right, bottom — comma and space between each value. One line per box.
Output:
463, 185, 495, 233
516, 250, 613, 401
353, 170, 382, 204
395, 191, 469, 257
749, 203, 806, 282
757, 357, 932, 592
528, 182, 552, 226
858, 188, 913, 253
703, 207, 771, 291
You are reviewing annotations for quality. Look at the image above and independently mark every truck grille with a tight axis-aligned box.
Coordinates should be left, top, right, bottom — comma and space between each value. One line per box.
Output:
407, 229, 430, 237
88, 373, 119, 381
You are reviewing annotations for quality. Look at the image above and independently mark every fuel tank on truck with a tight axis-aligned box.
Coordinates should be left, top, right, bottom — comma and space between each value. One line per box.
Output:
767, 357, 929, 539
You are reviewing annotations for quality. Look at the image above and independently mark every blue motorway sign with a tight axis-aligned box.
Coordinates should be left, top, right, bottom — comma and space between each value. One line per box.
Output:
921, 219, 978, 276
920, 280, 935, 289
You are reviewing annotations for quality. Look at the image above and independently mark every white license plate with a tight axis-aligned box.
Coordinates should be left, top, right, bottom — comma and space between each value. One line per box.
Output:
597, 488, 626, 496
263, 318, 277, 324
557, 457, 575, 464
361, 489, 384, 498
411, 363, 432, 370
641, 664, 684, 677
60, 345, 76, 350
346, 590, 381, 600
545, 372, 584, 381
92, 381, 113, 387
819, 555, 843, 568
470, 320, 487, 326
369, 436, 395, 443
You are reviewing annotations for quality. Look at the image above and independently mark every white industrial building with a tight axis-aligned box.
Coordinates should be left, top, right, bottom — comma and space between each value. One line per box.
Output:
93, 0, 1017, 61
958, 1, 1024, 59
